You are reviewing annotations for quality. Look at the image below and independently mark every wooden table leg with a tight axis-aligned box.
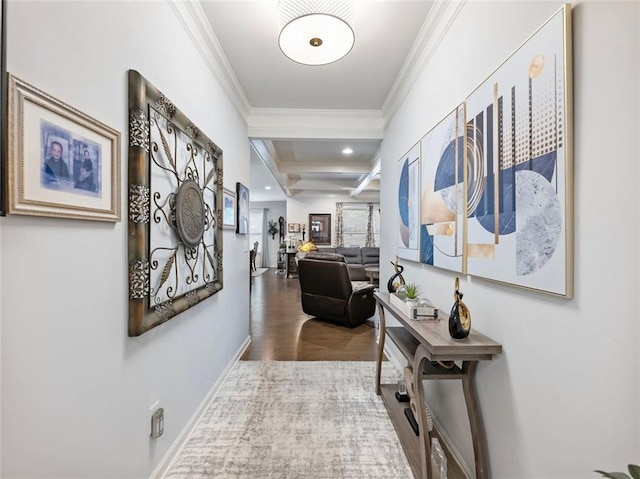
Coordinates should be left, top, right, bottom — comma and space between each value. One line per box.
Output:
462, 361, 489, 479
413, 344, 432, 479
375, 300, 386, 395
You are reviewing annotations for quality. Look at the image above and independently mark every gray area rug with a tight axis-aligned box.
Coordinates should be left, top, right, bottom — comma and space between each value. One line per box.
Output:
164, 361, 412, 479
251, 268, 269, 277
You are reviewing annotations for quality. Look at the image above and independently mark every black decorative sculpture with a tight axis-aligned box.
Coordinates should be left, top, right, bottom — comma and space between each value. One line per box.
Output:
278, 216, 285, 242
449, 277, 471, 340
387, 256, 406, 293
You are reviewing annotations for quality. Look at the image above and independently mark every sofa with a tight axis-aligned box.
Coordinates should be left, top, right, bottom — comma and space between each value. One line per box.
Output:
297, 252, 376, 327
316, 247, 379, 281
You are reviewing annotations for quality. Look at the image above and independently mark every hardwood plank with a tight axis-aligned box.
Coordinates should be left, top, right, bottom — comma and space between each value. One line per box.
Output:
242, 269, 380, 361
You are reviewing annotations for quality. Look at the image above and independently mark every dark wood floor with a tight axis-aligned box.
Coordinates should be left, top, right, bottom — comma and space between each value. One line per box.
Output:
241, 269, 379, 360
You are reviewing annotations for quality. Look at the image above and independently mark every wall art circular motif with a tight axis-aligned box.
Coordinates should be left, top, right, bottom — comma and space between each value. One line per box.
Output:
175, 179, 205, 248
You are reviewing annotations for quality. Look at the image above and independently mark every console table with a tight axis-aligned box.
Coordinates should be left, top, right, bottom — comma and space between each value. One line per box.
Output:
374, 291, 501, 479
285, 251, 298, 278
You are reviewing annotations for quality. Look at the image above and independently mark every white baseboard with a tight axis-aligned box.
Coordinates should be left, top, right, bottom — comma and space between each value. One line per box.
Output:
382, 344, 472, 479
431, 413, 473, 479
149, 335, 252, 479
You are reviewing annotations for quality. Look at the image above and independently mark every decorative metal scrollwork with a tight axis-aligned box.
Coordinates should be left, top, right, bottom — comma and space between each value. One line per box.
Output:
129, 185, 150, 223
154, 301, 176, 323
155, 94, 176, 119
185, 122, 200, 139
185, 291, 200, 307
129, 260, 150, 299
127, 70, 223, 337
147, 106, 219, 308
129, 109, 149, 152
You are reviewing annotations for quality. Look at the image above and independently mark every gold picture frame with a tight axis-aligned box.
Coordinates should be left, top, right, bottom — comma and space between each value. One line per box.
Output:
6, 74, 121, 222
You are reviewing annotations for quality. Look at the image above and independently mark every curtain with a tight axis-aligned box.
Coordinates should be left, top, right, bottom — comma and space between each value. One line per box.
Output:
335, 202, 344, 247
261, 208, 270, 268
365, 203, 375, 247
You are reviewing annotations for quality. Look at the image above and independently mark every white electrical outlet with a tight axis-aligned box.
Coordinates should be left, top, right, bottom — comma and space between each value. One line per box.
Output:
149, 400, 163, 438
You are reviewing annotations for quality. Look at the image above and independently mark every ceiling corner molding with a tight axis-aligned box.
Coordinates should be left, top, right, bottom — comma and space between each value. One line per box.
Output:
247, 108, 385, 140
250, 139, 292, 197
167, 0, 251, 122
381, 0, 467, 127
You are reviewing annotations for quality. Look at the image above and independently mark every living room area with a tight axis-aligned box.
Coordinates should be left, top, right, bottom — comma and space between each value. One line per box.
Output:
245, 191, 382, 352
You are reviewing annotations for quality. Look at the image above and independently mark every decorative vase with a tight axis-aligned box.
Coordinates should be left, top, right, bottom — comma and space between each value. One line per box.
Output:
448, 277, 471, 340
387, 257, 406, 293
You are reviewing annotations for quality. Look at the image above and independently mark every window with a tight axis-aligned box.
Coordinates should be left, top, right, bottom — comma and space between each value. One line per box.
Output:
249, 209, 263, 254
342, 204, 380, 247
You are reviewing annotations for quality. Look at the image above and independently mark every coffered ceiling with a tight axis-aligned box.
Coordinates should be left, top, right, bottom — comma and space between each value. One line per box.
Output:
197, 0, 438, 202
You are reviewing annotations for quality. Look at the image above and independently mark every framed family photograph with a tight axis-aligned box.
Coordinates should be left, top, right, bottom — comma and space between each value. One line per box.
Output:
223, 187, 236, 230
288, 223, 300, 233
6, 74, 121, 221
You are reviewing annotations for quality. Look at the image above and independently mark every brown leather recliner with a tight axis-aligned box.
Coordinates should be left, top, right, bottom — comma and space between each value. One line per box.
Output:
297, 252, 376, 327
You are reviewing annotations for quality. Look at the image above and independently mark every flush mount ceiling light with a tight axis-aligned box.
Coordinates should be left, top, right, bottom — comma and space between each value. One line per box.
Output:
342, 147, 354, 155
278, 1, 355, 66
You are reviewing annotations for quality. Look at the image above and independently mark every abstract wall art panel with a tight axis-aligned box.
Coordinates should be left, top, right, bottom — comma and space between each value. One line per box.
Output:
397, 142, 420, 262
464, 5, 573, 296
419, 104, 466, 273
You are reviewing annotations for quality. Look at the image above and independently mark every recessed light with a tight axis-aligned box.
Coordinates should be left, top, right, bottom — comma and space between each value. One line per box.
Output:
342, 148, 353, 155
265, 186, 272, 190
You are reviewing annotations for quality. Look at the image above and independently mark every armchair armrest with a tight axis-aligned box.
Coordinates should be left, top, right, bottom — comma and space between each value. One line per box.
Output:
351, 282, 375, 295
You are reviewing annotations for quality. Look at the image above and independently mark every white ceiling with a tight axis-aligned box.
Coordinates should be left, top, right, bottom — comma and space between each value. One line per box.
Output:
199, 0, 434, 202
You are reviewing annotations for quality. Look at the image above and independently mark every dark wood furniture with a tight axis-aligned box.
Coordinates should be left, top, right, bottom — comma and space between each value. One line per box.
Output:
374, 291, 502, 479
285, 251, 298, 278
277, 250, 286, 273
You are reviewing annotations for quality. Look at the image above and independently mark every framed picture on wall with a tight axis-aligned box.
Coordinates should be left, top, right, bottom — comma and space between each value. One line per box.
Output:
419, 103, 466, 273
309, 213, 331, 245
464, 5, 573, 297
236, 182, 249, 235
222, 187, 235, 230
288, 222, 300, 233
127, 70, 224, 336
6, 74, 121, 221
0, 0, 7, 216
397, 142, 420, 261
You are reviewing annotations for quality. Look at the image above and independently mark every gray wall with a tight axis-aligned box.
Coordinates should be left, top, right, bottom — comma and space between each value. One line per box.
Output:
1, 1, 250, 477
381, 1, 639, 476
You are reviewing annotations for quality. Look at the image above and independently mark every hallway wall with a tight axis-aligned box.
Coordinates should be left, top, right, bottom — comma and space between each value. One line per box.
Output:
0, 1, 250, 477
381, 1, 639, 477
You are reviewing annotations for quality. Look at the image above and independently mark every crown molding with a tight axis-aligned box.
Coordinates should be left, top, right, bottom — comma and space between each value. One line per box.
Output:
248, 108, 384, 139
167, 0, 251, 122
250, 139, 292, 197
382, 0, 466, 127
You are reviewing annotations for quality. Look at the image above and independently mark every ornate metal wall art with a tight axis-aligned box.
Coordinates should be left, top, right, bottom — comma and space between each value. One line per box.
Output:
127, 70, 223, 336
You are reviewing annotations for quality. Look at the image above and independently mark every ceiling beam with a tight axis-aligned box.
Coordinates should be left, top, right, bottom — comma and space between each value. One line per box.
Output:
248, 108, 384, 140
286, 179, 356, 190
352, 149, 381, 198
250, 139, 291, 197
278, 162, 371, 175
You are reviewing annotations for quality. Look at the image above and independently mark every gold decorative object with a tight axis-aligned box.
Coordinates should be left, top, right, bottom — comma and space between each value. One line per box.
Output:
448, 277, 471, 340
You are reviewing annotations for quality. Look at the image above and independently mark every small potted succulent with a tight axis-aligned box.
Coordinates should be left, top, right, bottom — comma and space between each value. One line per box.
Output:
403, 283, 420, 302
